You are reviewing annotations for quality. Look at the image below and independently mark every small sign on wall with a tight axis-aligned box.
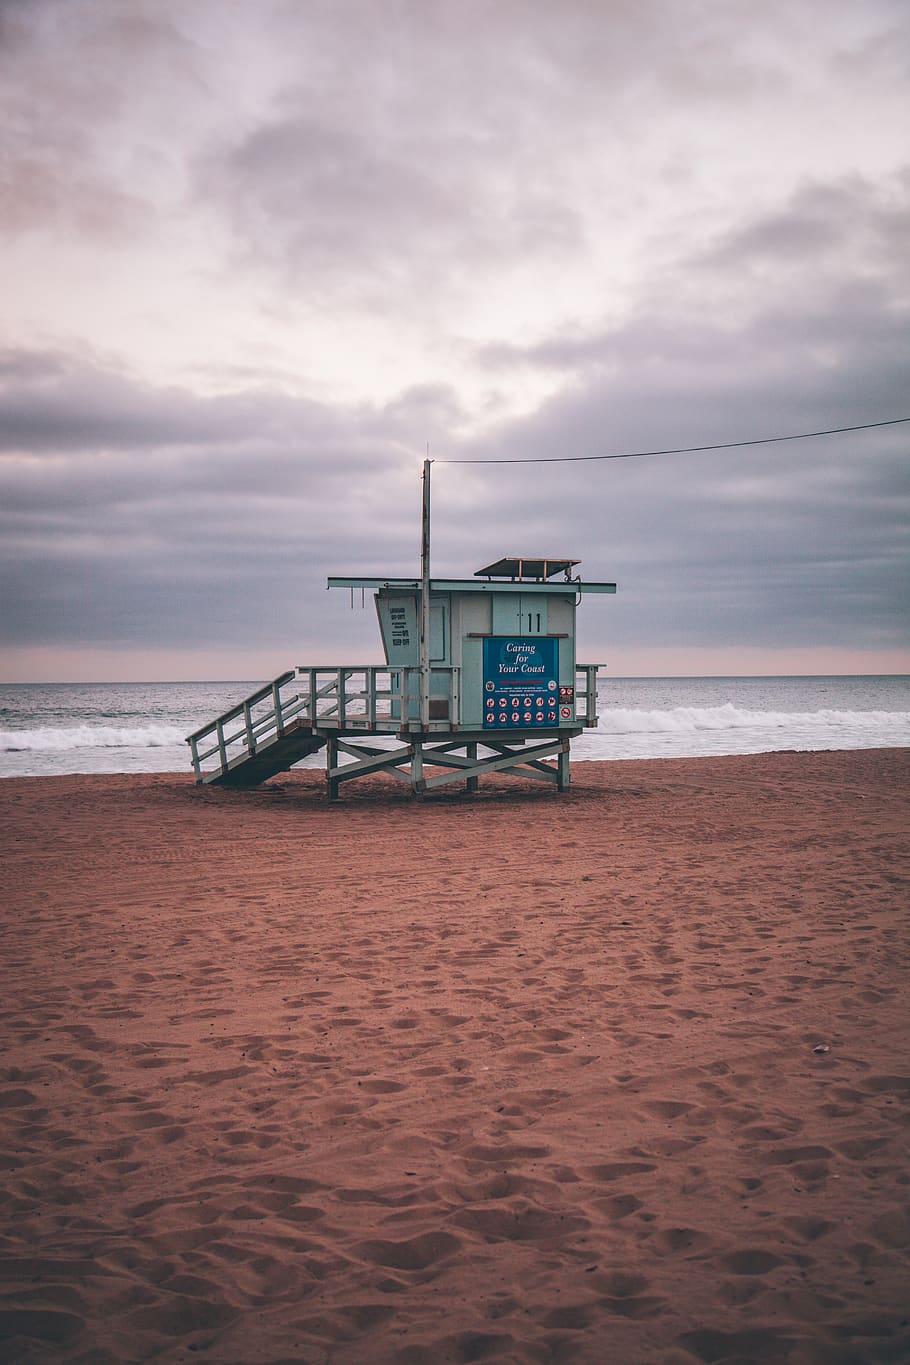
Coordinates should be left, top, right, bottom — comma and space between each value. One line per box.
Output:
376, 594, 419, 665
482, 636, 561, 728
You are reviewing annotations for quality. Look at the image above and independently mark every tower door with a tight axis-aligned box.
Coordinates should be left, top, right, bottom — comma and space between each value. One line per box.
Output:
491, 594, 548, 636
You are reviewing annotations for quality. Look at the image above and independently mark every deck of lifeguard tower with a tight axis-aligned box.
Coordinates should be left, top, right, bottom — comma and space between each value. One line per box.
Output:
187, 555, 615, 797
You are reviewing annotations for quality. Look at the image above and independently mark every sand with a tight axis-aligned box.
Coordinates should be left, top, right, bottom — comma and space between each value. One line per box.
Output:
1, 749, 908, 1364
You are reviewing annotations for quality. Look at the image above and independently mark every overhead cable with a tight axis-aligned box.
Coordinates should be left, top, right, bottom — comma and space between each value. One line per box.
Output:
438, 415, 910, 465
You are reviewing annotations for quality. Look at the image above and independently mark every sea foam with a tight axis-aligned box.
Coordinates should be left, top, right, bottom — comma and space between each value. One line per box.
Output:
0, 724, 185, 752
596, 704, 910, 735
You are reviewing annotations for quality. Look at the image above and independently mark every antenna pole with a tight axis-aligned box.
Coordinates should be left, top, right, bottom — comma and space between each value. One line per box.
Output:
419, 457, 431, 731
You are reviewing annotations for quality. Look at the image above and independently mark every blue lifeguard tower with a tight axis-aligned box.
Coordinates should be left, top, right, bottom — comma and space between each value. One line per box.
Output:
187, 463, 616, 795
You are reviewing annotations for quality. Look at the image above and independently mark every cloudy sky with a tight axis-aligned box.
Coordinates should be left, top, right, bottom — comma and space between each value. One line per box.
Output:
1, 0, 908, 681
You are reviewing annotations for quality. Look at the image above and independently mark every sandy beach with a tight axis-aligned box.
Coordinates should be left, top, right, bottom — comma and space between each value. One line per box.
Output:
1, 749, 908, 1364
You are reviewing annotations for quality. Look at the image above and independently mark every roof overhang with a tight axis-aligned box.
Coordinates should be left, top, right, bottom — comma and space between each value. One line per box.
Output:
328, 576, 616, 595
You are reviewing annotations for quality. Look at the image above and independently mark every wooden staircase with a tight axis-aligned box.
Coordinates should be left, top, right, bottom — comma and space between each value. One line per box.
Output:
186, 673, 319, 786
186, 667, 419, 788
204, 720, 326, 787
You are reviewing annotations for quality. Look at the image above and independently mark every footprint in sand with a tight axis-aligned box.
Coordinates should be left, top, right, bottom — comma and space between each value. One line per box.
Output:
594, 1193, 644, 1220
355, 1230, 461, 1273
587, 1269, 666, 1320
449, 1204, 589, 1246
649, 1226, 713, 1257
867, 1205, 910, 1250
721, 1248, 786, 1275
680, 1325, 795, 1362
782, 1215, 835, 1243
585, 1160, 656, 1181
643, 1099, 695, 1120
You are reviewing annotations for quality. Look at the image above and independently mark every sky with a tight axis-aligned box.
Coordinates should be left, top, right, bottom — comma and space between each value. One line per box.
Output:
1, 0, 908, 682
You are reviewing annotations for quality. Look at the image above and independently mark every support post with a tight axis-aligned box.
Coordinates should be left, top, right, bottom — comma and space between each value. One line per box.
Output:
419, 458, 431, 732
558, 737, 570, 791
308, 668, 318, 724
216, 721, 228, 778
465, 741, 478, 793
412, 740, 425, 795
327, 736, 339, 800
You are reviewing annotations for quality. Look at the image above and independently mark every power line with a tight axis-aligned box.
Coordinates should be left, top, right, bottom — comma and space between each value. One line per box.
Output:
438, 415, 910, 465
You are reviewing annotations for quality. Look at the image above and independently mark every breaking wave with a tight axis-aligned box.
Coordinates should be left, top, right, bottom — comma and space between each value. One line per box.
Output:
0, 724, 185, 752
596, 704, 910, 736
1, 686, 908, 775
571, 701, 910, 761
2, 706, 908, 757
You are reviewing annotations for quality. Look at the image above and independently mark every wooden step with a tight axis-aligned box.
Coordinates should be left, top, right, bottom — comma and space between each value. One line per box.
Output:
203, 720, 326, 787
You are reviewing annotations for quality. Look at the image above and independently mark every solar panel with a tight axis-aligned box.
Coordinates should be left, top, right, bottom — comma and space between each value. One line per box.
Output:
474, 556, 581, 580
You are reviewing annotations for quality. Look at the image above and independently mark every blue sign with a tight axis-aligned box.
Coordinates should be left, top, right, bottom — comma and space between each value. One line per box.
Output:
482, 636, 559, 729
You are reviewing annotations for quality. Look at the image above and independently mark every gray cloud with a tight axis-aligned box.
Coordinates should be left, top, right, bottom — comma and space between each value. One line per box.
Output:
0, 2, 199, 240
0, 348, 463, 650
190, 0, 824, 302
1, 329, 906, 658
197, 105, 585, 308
696, 175, 910, 280
478, 169, 910, 376
0, 1, 908, 674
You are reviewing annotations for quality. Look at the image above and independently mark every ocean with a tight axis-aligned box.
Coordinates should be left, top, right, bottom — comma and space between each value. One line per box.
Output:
1, 675, 908, 778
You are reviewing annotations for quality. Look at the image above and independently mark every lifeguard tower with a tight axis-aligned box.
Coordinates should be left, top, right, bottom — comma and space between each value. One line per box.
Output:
187, 463, 616, 796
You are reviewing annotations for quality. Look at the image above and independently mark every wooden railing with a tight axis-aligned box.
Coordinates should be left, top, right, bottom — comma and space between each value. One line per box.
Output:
577, 663, 599, 727
186, 663, 599, 782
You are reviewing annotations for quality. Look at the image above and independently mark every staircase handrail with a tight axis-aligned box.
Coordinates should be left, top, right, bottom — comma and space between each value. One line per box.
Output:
186, 670, 296, 745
